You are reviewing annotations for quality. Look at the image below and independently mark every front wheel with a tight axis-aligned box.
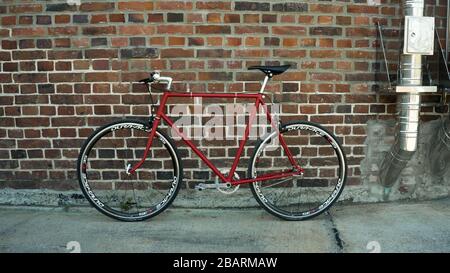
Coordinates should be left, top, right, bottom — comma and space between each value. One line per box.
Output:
77, 119, 182, 221
248, 121, 347, 220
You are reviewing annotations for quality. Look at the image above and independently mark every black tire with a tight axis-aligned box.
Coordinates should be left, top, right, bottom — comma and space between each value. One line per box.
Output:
77, 119, 183, 221
248, 121, 347, 221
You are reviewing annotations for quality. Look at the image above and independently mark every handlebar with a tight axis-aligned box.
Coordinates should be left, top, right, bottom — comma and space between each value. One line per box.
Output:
139, 72, 173, 90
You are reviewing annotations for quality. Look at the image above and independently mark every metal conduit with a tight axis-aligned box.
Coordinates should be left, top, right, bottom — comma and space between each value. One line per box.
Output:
379, 0, 425, 187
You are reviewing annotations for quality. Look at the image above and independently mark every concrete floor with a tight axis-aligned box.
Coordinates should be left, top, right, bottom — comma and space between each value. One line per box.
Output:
0, 198, 449, 253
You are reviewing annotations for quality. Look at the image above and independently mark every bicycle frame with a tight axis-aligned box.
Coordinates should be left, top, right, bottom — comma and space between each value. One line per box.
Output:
128, 91, 304, 186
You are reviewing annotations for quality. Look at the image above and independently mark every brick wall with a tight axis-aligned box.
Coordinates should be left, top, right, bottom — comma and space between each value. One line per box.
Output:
0, 0, 448, 194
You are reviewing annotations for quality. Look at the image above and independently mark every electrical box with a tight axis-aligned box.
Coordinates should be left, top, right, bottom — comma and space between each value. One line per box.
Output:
403, 16, 435, 55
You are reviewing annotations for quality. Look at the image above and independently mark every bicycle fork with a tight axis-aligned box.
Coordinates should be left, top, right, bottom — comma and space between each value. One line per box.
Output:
126, 116, 161, 175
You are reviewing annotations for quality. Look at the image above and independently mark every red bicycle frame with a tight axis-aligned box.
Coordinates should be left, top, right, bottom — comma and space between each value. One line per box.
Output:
128, 91, 304, 186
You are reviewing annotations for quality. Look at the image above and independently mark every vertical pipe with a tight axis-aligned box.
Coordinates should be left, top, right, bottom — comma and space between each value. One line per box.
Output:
447, 0, 450, 61
379, 0, 425, 187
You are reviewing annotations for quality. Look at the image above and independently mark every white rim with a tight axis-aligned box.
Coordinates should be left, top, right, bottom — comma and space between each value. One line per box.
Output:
78, 122, 180, 220
250, 123, 346, 219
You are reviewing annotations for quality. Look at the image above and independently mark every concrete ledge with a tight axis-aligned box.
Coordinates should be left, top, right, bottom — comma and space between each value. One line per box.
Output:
1, 185, 449, 208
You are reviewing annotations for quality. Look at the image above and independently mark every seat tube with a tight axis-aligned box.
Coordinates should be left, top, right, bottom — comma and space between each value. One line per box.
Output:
259, 76, 270, 93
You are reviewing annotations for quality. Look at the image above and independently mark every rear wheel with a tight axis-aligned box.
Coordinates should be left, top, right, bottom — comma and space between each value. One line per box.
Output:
77, 119, 182, 221
248, 121, 347, 220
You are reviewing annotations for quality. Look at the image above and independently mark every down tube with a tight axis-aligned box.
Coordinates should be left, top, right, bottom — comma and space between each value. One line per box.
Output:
161, 113, 229, 182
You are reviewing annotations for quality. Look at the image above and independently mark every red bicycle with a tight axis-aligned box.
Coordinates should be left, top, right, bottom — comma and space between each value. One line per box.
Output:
77, 65, 347, 221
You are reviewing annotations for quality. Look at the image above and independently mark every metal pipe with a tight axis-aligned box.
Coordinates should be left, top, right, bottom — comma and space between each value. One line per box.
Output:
447, 0, 450, 61
379, 0, 425, 187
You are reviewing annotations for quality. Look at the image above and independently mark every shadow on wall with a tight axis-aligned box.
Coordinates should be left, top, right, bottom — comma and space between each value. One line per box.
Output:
360, 118, 450, 202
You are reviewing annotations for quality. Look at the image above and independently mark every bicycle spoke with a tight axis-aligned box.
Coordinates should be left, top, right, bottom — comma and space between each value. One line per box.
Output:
78, 120, 181, 221
250, 122, 346, 220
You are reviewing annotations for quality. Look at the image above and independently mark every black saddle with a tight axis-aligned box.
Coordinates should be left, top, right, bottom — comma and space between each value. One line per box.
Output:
248, 65, 291, 77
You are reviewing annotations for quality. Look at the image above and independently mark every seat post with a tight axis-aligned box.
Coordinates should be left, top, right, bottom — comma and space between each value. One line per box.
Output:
259, 75, 271, 93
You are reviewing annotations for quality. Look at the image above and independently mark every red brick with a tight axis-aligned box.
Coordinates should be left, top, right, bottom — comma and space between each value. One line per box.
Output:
118, 1, 153, 11
1, 16, 16, 25
235, 50, 270, 58
310, 4, 343, 13
82, 26, 116, 35
12, 28, 46, 37
235, 26, 268, 34
161, 48, 194, 58
196, 25, 231, 34
196, 1, 231, 10
155, 1, 192, 10
310, 50, 342, 58
157, 25, 193, 34
273, 50, 306, 58
9, 4, 42, 13
118, 26, 155, 35
85, 72, 120, 82
272, 26, 306, 35
49, 73, 83, 83
80, 2, 115, 11
347, 5, 379, 14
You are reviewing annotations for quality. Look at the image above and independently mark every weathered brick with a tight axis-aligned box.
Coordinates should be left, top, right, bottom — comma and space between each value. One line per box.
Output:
235, 2, 270, 11
12, 50, 46, 60
199, 72, 233, 81
48, 50, 82, 60
118, 25, 155, 35
1, 16, 16, 25
1, 40, 17, 49
13, 74, 47, 83
157, 25, 193, 34
36, 15, 51, 25
160, 48, 194, 58
120, 48, 158, 59
9, 4, 42, 13
273, 50, 306, 58
272, 3, 308, 12
235, 49, 270, 58
16, 118, 50, 127
49, 73, 83, 83
196, 25, 231, 34
310, 50, 342, 58
118, 1, 153, 11
12, 28, 46, 37
309, 27, 342, 36
85, 49, 118, 59
347, 5, 379, 14
310, 4, 343, 13
46, 3, 77, 12
197, 1, 231, 10
80, 2, 115, 12
197, 49, 232, 58
73, 15, 89, 24
82, 26, 116, 35
48, 27, 78, 36
235, 26, 268, 34
273, 26, 306, 35
85, 72, 120, 82
167, 13, 184, 22
36, 39, 52, 48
